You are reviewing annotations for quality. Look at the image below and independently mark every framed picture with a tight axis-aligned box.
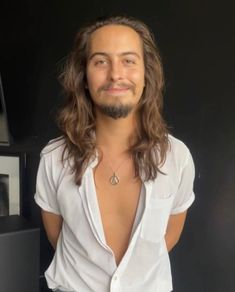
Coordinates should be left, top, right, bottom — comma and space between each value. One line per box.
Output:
0, 153, 23, 216
0, 73, 11, 146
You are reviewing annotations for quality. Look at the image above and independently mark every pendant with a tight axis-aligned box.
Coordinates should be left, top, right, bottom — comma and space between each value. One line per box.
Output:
109, 173, 119, 185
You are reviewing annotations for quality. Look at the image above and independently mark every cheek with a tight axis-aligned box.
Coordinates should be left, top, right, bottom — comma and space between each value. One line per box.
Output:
87, 70, 107, 91
129, 66, 145, 81
131, 71, 145, 90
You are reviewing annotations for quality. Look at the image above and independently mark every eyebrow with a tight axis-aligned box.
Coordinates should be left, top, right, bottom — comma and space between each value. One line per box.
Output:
88, 51, 141, 60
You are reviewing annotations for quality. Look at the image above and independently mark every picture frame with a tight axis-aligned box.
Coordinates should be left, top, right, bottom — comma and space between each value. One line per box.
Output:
0, 73, 11, 146
0, 153, 24, 216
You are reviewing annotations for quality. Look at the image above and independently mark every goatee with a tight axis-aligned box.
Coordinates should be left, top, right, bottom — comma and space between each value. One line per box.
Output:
97, 103, 134, 119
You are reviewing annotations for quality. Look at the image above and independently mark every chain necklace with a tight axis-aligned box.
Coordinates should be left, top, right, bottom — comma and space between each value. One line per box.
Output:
104, 153, 129, 186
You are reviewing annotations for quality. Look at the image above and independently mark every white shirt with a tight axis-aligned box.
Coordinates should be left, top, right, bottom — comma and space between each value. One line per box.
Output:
34, 135, 195, 292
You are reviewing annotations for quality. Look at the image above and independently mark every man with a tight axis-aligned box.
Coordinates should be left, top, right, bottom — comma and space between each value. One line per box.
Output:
35, 15, 195, 292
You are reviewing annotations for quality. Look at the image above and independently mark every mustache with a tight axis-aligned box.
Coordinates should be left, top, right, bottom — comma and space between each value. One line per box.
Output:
98, 82, 135, 92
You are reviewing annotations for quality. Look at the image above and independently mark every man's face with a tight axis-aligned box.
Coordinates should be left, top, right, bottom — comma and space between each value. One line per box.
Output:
86, 24, 145, 119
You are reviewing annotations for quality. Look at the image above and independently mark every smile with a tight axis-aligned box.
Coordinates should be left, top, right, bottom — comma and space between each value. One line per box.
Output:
104, 88, 129, 95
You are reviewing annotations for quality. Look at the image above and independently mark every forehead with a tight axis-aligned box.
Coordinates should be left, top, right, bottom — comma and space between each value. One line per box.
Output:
88, 24, 143, 55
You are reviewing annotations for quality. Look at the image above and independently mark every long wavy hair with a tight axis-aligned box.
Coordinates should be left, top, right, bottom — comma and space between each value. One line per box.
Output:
57, 15, 169, 185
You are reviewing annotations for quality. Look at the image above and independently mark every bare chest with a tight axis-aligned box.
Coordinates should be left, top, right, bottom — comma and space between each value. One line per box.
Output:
93, 160, 142, 265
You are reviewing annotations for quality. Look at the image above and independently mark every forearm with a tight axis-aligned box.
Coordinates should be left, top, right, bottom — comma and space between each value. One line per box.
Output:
164, 211, 187, 253
165, 231, 180, 252
47, 233, 61, 250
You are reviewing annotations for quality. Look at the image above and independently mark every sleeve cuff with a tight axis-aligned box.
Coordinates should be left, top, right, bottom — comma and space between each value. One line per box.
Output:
34, 195, 61, 215
170, 192, 195, 215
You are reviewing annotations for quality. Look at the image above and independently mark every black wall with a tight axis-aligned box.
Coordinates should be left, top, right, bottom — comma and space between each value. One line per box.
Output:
1, 1, 235, 291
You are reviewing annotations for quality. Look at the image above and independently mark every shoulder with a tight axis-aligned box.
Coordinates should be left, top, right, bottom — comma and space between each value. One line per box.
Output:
38, 137, 71, 183
163, 134, 193, 171
40, 136, 66, 159
39, 136, 70, 172
168, 134, 191, 157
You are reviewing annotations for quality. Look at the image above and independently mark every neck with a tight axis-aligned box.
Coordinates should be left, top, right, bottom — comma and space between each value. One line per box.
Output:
95, 111, 138, 156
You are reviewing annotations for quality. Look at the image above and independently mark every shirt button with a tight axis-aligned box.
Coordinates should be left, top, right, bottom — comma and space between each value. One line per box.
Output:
113, 275, 118, 281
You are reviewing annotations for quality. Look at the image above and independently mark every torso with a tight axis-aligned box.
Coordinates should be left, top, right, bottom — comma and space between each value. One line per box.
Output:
93, 155, 142, 265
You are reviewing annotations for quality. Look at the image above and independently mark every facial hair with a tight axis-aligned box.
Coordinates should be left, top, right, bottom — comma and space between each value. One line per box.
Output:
96, 102, 134, 119
95, 81, 136, 119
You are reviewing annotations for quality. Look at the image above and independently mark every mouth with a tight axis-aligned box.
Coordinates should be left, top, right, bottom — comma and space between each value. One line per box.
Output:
104, 87, 130, 95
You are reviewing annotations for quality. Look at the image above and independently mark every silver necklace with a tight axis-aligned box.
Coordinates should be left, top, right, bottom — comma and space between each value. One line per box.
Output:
105, 154, 129, 186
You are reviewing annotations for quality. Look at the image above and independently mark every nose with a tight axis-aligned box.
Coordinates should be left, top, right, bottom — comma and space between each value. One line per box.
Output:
109, 61, 124, 82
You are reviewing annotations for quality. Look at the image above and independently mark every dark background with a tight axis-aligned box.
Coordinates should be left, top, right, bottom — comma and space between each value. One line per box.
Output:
1, 1, 235, 291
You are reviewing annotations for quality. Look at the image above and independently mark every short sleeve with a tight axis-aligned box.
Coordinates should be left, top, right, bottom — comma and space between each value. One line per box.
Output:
34, 152, 61, 215
171, 150, 195, 215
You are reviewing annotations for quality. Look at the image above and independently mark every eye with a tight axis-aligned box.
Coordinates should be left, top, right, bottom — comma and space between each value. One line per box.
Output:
124, 58, 136, 65
94, 59, 108, 66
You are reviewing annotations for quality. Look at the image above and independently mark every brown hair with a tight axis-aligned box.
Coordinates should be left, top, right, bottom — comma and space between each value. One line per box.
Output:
57, 14, 169, 185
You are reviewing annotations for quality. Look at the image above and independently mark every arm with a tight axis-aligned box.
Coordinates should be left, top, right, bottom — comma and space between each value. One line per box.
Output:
41, 209, 63, 250
165, 210, 187, 252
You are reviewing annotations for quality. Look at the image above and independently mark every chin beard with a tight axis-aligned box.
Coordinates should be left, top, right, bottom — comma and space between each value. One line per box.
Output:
97, 103, 134, 119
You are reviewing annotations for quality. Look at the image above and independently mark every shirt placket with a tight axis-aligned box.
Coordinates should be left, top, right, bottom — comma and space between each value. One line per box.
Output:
108, 180, 154, 292
110, 272, 122, 292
